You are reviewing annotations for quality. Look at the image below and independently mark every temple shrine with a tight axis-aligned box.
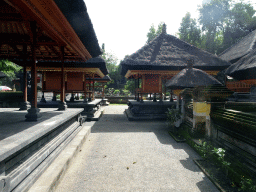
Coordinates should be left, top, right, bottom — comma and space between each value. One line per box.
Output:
121, 24, 230, 120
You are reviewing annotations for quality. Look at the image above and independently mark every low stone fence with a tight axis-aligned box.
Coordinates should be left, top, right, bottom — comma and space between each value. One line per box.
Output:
0, 92, 23, 108
96, 96, 134, 104
210, 107, 256, 176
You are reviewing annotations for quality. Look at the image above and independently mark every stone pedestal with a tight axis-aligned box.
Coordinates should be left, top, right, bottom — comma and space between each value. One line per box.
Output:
19, 101, 31, 111
126, 100, 176, 121
58, 101, 67, 111
52, 95, 57, 101
101, 98, 109, 106
25, 107, 42, 121
40, 95, 46, 103
70, 94, 75, 102
192, 102, 211, 137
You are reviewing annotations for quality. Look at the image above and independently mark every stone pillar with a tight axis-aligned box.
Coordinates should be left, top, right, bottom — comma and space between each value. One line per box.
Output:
25, 21, 41, 121
58, 46, 67, 110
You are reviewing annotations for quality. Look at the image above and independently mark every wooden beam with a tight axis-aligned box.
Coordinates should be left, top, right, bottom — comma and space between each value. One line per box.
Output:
4, 0, 92, 61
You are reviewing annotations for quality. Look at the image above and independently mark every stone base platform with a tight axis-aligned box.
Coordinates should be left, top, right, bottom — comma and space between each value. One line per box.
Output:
0, 108, 86, 192
126, 100, 176, 121
38, 99, 104, 121
101, 98, 109, 106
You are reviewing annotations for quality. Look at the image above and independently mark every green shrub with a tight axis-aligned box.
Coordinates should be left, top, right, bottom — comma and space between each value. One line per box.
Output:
113, 89, 120, 95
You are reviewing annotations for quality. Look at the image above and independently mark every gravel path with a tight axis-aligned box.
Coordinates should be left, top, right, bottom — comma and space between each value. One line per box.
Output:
55, 105, 218, 192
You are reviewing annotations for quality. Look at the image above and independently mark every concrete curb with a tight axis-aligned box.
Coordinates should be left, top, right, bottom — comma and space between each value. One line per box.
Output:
28, 125, 91, 192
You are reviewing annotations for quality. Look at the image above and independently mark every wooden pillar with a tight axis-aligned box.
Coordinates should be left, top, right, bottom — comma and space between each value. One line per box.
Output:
102, 83, 105, 98
25, 21, 41, 121
137, 75, 140, 101
23, 66, 27, 102
159, 75, 162, 101
19, 64, 31, 110
30, 22, 37, 108
88, 75, 92, 101
58, 46, 67, 110
164, 78, 167, 100
60, 46, 65, 102
134, 78, 136, 100
92, 74, 95, 100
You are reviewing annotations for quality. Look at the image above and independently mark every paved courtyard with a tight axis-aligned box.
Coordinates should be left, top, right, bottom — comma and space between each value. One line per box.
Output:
55, 105, 218, 192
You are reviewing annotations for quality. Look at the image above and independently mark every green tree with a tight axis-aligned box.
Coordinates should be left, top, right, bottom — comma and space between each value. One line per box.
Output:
0, 60, 21, 79
221, 1, 256, 53
124, 79, 135, 93
101, 44, 123, 89
198, 0, 231, 53
178, 12, 201, 47
0, 60, 22, 86
146, 22, 165, 43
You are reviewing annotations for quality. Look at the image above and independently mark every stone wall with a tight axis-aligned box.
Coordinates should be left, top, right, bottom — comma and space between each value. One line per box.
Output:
96, 96, 134, 104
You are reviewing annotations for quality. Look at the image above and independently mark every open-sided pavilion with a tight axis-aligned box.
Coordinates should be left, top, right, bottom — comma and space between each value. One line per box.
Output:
0, 0, 102, 121
121, 24, 230, 120
121, 24, 230, 101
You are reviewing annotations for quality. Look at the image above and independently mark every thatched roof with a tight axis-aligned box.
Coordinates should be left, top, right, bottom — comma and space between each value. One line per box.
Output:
121, 25, 230, 76
0, 72, 7, 79
225, 48, 256, 80
166, 64, 222, 89
219, 29, 256, 64
54, 0, 102, 57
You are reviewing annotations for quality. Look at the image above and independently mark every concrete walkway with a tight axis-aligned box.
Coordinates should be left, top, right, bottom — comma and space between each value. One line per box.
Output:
55, 105, 218, 192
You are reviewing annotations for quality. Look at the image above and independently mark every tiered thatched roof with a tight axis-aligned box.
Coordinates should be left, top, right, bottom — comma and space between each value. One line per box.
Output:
166, 67, 222, 89
219, 29, 256, 64
225, 48, 256, 80
121, 25, 230, 76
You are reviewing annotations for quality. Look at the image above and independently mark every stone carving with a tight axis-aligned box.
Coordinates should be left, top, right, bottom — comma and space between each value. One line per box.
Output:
0, 176, 10, 192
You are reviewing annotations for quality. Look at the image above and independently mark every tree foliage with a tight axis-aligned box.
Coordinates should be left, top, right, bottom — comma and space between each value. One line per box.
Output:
177, 0, 256, 55
178, 12, 201, 47
101, 44, 124, 89
198, 0, 231, 53
146, 22, 164, 43
0, 60, 22, 86
0, 60, 21, 79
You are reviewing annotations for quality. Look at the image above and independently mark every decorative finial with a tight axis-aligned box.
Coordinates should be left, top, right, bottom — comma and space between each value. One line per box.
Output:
187, 59, 194, 69
162, 23, 166, 34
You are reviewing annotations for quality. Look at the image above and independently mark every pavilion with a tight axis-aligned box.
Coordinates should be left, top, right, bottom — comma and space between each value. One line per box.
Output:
0, 0, 102, 121
39, 56, 108, 103
121, 24, 230, 120
219, 29, 256, 92
121, 24, 230, 101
